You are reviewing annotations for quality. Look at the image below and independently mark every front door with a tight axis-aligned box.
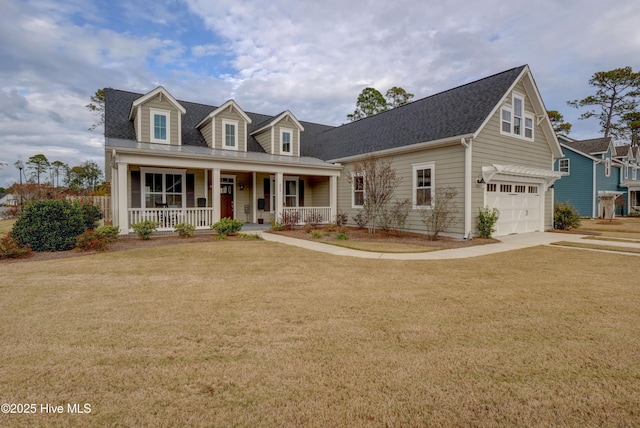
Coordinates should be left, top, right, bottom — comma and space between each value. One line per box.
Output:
221, 177, 234, 219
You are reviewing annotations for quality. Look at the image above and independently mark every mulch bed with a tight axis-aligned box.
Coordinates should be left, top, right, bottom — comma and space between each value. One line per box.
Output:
0, 233, 227, 264
268, 226, 498, 249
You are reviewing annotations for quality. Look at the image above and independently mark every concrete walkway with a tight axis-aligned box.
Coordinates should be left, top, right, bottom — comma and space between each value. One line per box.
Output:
259, 231, 618, 260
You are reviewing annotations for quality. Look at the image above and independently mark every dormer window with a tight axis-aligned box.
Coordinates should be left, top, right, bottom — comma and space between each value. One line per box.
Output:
281, 129, 292, 155
500, 93, 534, 140
150, 108, 170, 144
223, 120, 238, 150
605, 158, 611, 177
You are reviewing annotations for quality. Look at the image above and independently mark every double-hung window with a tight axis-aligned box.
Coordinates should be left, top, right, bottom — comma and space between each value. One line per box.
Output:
150, 109, 170, 143
412, 162, 434, 208
559, 159, 570, 174
223, 120, 238, 150
352, 174, 364, 208
284, 177, 298, 207
500, 94, 534, 140
281, 129, 292, 155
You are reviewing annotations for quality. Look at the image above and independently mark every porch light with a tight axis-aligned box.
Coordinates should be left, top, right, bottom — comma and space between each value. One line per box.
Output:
476, 176, 485, 185
239, 183, 245, 190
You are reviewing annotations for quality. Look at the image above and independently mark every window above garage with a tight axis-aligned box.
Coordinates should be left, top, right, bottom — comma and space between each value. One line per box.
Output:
500, 93, 534, 141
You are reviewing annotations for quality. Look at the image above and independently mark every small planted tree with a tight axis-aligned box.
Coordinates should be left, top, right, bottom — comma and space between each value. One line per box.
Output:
477, 207, 499, 238
554, 202, 581, 230
419, 186, 459, 241
348, 155, 401, 234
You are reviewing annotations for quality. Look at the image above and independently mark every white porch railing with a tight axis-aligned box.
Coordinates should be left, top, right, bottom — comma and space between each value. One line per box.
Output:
281, 207, 332, 225
128, 208, 214, 231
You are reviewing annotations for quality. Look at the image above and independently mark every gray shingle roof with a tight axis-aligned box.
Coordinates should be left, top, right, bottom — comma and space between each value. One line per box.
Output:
104, 89, 334, 154
105, 65, 527, 162
304, 65, 527, 160
563, 137, 614, 156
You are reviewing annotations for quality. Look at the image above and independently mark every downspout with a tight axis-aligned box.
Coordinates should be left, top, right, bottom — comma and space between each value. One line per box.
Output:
593, 159, 601, 218
461, 138, 472, 239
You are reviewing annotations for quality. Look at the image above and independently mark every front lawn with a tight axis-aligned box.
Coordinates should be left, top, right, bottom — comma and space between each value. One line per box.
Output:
1, 241, 639, 426
578, 217, 640, 239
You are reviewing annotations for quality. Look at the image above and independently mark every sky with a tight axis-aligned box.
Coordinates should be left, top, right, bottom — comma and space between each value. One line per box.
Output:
0, 0, 639, 188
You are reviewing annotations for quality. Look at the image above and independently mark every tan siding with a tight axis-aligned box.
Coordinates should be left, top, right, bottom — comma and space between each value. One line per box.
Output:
273, 117, 299, 156
200, 121, 212, 147
337, 145, 466, 235
254, 130, 272, 154
471, 80, 556, 232
310, 177, 330, 206
215, 109, 247, 151
140, 96, 180, 144
232, 172, 251, 218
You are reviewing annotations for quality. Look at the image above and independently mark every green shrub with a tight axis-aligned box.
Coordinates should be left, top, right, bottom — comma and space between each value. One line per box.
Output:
336, 232, 349, 240
75, 229, 109, 252
174, 222, 196, 238
303, 223, 314, 233
270, 220, 285, 231
212, 217, 244, 237
477, 207, 500, 238
95, 225, 120, 243
555, 202, 581, 230
311, 230, 322, 239
132, 220, 159, 240
11, 199, 101, 252
0, 235, 32, 259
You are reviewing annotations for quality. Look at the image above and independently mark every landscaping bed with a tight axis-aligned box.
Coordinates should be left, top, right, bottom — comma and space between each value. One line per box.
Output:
268, 226, 498, 250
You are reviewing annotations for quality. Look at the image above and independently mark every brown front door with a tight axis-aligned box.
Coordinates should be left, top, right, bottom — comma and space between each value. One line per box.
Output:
221, 179, 234, 219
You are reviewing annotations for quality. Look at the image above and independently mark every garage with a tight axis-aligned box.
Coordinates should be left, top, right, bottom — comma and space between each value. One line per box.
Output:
485, 182, 542, 235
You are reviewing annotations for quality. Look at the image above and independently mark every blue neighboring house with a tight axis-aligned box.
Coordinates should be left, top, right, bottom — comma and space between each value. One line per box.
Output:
554, 136, 632, 217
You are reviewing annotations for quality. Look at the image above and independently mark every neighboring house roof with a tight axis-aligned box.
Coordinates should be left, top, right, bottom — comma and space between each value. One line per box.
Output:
563, 137, 615, 156
303, 65, 528, 160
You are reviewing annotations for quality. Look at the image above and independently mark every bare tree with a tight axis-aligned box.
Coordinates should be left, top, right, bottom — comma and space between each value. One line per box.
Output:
348, 155, 401, 234
419, 186, 459, 241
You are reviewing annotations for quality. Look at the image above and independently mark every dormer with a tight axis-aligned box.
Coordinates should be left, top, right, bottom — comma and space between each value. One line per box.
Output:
250, 111, 304, 156
196, 100, 252, 151
129, 87, 186, 145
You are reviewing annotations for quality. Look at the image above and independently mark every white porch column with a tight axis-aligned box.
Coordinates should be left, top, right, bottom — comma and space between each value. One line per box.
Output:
330, 175, 338, 222
275, 172, 284, 222
116, 162, 128, 234
212, 168, 221, 223
252, 172, 257, 223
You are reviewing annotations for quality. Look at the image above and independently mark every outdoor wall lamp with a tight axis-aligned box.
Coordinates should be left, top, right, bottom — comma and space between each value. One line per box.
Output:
239, 183, 245, 190
476, 176, 485, 185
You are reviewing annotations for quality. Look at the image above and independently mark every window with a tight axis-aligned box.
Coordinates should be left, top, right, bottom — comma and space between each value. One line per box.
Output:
141, 168, 185, 208
281, 129, 292, 154
559, 159, 570, 174
633, 168, 637, 181
500, 94, 533, 140
284, 177, 298, 207
528, 186, 538, 194
500, 184, 512, 193
412, 162, 434, 208
223, 120, 238, 149
515, 185, 526, 193
150, 109, 170, 143
487, 183, 497, 192
605, 158, 611, 177
352, 174, 364, 208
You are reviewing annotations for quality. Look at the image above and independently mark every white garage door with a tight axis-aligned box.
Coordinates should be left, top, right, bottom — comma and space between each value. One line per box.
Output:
486, 182, 541, 236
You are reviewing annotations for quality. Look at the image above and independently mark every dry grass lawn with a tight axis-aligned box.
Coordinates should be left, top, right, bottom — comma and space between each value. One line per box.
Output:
552, 240, 640, 254
0, 218, 15, 235
1, 241, 640, 427
578, 218, 640, 239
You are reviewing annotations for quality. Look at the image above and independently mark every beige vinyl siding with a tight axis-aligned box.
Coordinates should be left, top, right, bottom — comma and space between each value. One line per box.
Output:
200, 121, 213, 148
140, 97, 180, 144
231, 172, 251, 219
337, 144, 465, 235
309, 176, 330, 206
472, 80, 555, 231
273, 117, 300, 156
214, 110, 246, 151
190, 170, 207, 206
254, 130, 273, 154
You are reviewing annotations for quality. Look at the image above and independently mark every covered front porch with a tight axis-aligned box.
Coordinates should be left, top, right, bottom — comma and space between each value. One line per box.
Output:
107, 142, 342, 234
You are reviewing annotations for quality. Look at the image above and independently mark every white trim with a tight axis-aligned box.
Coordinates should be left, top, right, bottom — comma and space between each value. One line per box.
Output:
136, 106, 142, 141
284, 176, 299, 207
195, 99, 252, 129
149, 108, 170, 144
605, 158, 611, 177
412, 161, 435, 209
140, 166, 187, 209
558, 158, 570, 174
351, 172, 364, 208
129, 86, 186, 119
250, 110, 305, 136
220, 174, 236, 219
280, 128, 293, 155
222, 119, 239, 150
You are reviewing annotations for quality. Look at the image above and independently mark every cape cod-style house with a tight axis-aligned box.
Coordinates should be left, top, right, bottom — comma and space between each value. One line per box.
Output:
105, 65, 564, 238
